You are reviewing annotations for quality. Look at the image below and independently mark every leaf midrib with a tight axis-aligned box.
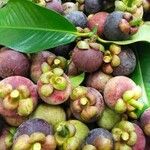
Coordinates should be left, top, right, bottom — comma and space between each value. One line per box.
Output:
0, 25, 77, 34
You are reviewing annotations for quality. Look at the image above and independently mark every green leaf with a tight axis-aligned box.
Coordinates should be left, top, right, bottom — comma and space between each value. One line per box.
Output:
99, 22, 150, 45
130, 43, 150, 116
0, 0, 77, 53
69, 73, 85, 88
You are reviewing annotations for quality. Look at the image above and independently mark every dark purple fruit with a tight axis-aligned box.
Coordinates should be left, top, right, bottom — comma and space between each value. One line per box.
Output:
87, 12, 109, 36
112, 47, 136, 76
85, 0, 102, 14
72, 43, 103, 72
0, 47, 30, 78
70, 86, 105, 123
86, 71, 112, 93
65, 11, 87, 28
13, 118, 56, 150
84, 128, 114, 150
140, 108, 150, 136
104, 11, 138, 40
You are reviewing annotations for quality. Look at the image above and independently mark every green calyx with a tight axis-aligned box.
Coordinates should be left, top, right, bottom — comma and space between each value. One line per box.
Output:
70, 86, 87, 100
40, 84, 53, 97
114, 86, 143, 118
112, 121, 137, 148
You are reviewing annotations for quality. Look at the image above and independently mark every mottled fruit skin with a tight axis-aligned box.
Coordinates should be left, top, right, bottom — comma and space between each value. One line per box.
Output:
85, 0, 102, 14
85, 128, 114, 150
140, 108, 150, 136
104, 11, 129, 40
0, 76, 38, 126
37, 73, 72, 105
0, 48, 30, 78
86, 71, 112, 93
88, 12, 109, 36
46, 0, 63, 13
104, 76, 136, 108
30, 104, 66, 126
65, 11, 87, 28
72, 47, 103, 72
14, 118, 53, 140
30, 51, 56, 83
71, 87, 105, 123
113, 47, 136, 76
133, 123, 146, 150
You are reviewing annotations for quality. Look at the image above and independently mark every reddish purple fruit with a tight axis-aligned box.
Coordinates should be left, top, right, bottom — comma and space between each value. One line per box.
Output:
72, 42, 103, 72
86, 71, 112, 93
140, 108, 150, 136
30, 51, 67, 83
0, 47, 30, 78
87, 12, 109, 36
70, 86, 104, 123
112, 121, 145, 150
0, 76, 38, 126
13, 118, 56, 150
104, 76, 143, 119
37, 68, 72, 105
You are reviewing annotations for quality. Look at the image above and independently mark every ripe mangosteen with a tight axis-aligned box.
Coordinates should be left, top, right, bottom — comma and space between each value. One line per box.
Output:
70, 86, 105, 123
104, 11, 138, 40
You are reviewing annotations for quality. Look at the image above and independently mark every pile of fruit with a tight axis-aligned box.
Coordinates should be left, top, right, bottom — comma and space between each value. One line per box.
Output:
0, 0, 150, 149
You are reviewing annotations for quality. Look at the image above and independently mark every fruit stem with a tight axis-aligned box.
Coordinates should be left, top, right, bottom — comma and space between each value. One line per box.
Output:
32, 142, 41, 150
76, 32, 93, 37
80, 97, 88, 106
56, 125, 69, 138
129, 18, 143, 27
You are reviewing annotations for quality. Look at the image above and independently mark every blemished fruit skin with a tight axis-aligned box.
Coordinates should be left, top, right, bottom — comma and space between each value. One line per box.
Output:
65, 11, 88, 28
0, 47, 30, 78
30, 104, 66, 126
85, 128, 114, 150
104, 76, 136, 108
87, 12, 109, 36
104, 11, 129, 40
85, 0, 102, 14
113, 47, 136, 76
86, 71, 112, 93
140, 108, 150, 136
0, 76, 38, 126
72, 47, 103, 72
133, 123, 146, 150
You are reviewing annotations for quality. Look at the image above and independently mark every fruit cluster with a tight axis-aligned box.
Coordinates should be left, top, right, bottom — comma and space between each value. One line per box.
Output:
0, 0, 150, 150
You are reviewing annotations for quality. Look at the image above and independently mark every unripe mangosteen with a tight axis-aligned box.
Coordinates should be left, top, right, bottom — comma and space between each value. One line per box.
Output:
85, 0, 103, 14
31, 104, 66, 127
104, 76, 143, 119
86, 71, 112, 93
72, 41, 103, 73
70, 86, 105, 123
0, 126, 16, 150
87, 12, 109, 36
37, 68, 72, 105
0, 47, 30, 78
13, 118, 56, 150
112, 121, 145, 150
97, 107, 121, 130
140, 108, 150, 136
84, 128, 114, 150
30, 51, 67, 83
0, 76, 38, 126
54, 120, 89, 150
104, 11, 138, 40
46, 0, 63, 14
65, 11, 87, 28
102, 45, 136, 76
62, 2, 78, 15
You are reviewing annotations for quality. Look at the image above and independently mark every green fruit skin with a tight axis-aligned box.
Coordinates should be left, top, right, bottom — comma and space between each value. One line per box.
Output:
60, 120, 89, 150
30, 104, 66, 126
97, 107, 121, 130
